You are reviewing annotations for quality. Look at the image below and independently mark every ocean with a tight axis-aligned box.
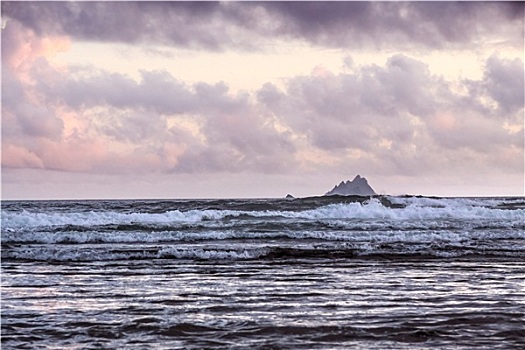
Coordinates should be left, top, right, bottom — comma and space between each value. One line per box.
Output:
1, 195, 524, 349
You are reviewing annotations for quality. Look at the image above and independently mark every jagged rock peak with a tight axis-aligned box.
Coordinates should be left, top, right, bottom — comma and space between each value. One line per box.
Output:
325, 175, 376, 196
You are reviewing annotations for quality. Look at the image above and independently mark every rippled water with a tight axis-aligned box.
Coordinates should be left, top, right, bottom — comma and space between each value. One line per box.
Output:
2, 196, 524, 349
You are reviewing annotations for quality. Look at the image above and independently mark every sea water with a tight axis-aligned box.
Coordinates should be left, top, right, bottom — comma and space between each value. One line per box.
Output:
2, 195, 524, 349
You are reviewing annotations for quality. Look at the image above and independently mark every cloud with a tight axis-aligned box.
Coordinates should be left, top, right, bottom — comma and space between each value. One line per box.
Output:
2, 2, 223, 47
1, 23, 297, 174
482, 56, 525, 116
1, 144, 44, 169
1, 2, 523, 190
258, 55, 439, 152
2, 1, 523, 51
263, 1, 524, 49
1, 18, 69, 147
3, 38, 522, 178
257, 54, 524, 175
48, 70, 197, 114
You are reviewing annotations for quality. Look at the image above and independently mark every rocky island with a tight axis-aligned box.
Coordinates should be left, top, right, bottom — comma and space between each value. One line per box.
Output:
325, 175, 376, 196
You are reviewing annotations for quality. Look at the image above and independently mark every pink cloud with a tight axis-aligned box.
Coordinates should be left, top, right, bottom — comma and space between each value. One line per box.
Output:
3, 20, 70, 83
1, 144, 44, 169
1, 7, 522, 198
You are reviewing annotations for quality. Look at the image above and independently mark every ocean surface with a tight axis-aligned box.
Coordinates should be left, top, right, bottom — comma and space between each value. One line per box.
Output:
2, 195, 524, 349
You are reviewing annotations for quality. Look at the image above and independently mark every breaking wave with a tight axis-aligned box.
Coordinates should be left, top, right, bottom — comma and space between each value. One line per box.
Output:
3, 197, 523, 230
2, 196, 523, 262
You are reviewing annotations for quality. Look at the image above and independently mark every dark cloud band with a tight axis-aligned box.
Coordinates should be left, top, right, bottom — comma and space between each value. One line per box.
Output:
2, 1, 523, 50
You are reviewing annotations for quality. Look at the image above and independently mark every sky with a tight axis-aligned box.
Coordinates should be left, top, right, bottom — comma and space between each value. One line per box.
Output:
1, 1, 524, 199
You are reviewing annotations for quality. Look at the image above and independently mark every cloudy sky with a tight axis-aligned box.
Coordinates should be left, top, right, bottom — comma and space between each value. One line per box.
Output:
2, 1, 524, 199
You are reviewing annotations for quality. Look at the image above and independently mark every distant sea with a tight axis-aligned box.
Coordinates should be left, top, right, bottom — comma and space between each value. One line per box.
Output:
2, 195, 524, 349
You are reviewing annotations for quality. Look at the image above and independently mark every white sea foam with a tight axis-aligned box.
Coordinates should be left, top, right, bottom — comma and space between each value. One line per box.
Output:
4, 236, 523, 261
3, 246, 153, 262
157, 246, 268, 260
2, 197, 523, 232
1, 229, 281, 244
1, 209, 240, 230
2, 243, 273, 261
302, 197, 524, 221
2, 224, 523, 246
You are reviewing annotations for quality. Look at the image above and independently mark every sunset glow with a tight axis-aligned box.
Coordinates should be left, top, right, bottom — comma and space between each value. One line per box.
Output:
2, 1, 524, 199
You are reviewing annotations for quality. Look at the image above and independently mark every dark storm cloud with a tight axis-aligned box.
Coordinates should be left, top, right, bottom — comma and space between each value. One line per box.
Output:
268, 1, 524, 49
2, 1, 523, 50
1, 2, 228, 48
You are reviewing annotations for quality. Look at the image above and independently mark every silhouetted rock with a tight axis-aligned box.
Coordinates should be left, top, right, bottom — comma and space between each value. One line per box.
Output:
325, 175, 376, 196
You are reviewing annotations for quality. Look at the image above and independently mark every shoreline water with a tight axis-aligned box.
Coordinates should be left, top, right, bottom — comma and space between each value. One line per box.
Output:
2, 195, 524, 349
